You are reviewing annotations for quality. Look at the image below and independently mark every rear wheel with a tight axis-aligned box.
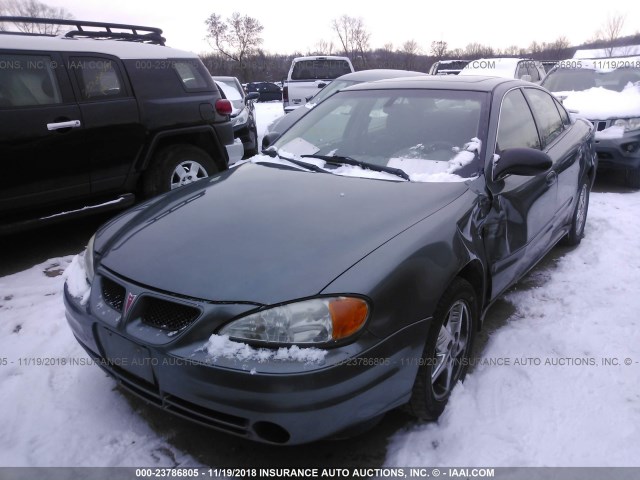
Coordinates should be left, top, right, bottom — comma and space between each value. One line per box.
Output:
563, 177, 590, 246
143, 145, 218, 198
405, 278, 477, 420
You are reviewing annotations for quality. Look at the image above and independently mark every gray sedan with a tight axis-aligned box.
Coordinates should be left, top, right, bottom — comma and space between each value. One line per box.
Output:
65, 75, 595, 445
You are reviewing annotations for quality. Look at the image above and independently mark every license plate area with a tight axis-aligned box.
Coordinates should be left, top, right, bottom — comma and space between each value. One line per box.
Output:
96, 326, 155, 384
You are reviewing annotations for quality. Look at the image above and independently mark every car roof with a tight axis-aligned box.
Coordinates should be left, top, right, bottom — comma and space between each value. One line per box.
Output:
345, 74, 524, 92
0, 34, 198, 59
334, 69, 427, 81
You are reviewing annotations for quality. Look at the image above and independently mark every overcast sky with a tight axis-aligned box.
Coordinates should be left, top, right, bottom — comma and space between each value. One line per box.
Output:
45, 0, 638, 56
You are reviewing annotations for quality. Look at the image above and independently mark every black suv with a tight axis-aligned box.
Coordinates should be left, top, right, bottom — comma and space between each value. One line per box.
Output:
0, 17, 235, 233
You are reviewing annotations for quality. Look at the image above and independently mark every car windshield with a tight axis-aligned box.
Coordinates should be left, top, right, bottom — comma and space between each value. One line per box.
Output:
543, 67, 640, 93
269, 89, 488, 182
308, 79, 357, 105
291, 59, 352, 80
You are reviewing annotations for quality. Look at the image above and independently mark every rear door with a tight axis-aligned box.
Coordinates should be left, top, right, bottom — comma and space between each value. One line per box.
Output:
65, 54, 144, 194
0, 51, 89, 215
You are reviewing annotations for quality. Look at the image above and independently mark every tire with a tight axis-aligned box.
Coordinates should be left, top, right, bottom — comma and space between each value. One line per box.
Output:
625, 168, 640, 189
143, 144, 218, 198
404, 278, 477, 420
243, 126, 259, 158
563, 177, 590, 246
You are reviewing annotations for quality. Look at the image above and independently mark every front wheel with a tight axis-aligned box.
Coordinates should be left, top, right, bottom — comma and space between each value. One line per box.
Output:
143, 145, 218, 198
405, 278, 477, 420
563, 177, 590, 246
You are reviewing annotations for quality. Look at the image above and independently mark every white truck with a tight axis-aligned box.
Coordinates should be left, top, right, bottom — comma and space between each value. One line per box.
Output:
282, 55, 354, 113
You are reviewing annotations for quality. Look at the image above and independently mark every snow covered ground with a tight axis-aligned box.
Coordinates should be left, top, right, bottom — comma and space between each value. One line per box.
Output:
1, 102, 639, 468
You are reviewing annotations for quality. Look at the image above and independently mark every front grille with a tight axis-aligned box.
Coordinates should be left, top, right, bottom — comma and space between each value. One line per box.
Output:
102, 277, 125, 312
592, 120, 609, 131
139, 297, 200, 331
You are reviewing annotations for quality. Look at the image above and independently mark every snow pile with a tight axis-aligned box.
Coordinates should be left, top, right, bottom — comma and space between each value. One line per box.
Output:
559, 83, 640, 120
63, 253, 91, 305
595, 125, 626, 140
385, 191, 640, 467
0, 256, 196, 466
203, 334, 327, 364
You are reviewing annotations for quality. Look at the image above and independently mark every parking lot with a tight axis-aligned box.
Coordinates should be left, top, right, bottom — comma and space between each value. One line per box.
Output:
1, 94, 639, 465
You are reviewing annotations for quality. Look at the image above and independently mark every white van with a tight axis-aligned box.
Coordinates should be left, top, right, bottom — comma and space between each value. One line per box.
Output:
282, 56, 354, 113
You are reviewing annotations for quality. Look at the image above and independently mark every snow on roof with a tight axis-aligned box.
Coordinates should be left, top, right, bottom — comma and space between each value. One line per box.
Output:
573, 45, 640, 59
0, 34, 198, 59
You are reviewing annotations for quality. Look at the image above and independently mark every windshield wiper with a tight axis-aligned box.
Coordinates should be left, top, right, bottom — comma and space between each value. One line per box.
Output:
261, 148, 327, 173
301, 154, 410, 181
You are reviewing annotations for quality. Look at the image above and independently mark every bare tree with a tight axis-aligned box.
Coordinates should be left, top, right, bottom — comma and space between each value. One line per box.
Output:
547, 36, 570, 60
401, 39, 420, 69
430, 40, 448, 59
312, 39, 335, 55
205, 12, 264, 75
602, 13, 626, 56
331, 15, 370, 68
465, 42, 494, 59
0, 0, 73, 34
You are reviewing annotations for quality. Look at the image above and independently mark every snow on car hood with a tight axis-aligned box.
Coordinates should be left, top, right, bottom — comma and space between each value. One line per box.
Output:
97, 163, 469, 305
555, 83, 640, 120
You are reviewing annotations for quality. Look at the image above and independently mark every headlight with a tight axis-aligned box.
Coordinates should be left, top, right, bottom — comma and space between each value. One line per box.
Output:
613, 118, 640, 132
231, 108, 249, 127
84, 233, 96, 284
219, 296, 369, 345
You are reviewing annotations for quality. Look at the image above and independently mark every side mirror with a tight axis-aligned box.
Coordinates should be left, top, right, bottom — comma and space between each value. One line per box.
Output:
262, 132, 280, 150
492, 148, 552, 181
317, 82, 326, 89
246, 92, 260, 102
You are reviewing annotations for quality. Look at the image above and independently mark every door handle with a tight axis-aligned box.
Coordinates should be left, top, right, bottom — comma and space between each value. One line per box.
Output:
546, 171, 558, 186
47, 120, 81, 131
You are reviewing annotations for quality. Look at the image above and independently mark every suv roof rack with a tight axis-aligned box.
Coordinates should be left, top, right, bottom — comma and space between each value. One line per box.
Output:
0, 16, 165, 45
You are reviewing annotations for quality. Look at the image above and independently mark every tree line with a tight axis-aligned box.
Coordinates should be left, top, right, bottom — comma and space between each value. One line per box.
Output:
1, 2, 637, 84
202, 12, 637, 83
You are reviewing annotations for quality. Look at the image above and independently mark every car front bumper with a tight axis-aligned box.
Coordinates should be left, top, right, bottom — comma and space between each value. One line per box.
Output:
594, 130, 640, 173
64, 278, 428, 445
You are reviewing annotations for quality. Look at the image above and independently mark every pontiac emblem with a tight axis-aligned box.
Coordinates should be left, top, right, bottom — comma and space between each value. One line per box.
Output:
124, 292, 137, 315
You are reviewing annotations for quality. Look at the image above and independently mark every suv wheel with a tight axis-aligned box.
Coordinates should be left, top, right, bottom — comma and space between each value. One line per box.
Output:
144, 145, 218, 197
244, 126, 259, 158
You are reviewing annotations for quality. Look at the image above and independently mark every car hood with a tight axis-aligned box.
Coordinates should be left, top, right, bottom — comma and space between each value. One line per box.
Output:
98, 163, 469, 304
554, 84, 640, 120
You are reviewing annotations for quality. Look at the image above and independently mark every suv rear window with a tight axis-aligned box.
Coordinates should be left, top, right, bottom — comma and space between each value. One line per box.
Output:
291, 60, 352, 81
173, 60, 209, 91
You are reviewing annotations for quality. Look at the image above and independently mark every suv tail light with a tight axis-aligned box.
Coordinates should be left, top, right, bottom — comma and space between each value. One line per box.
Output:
215, 99, 232, 115
282, 85, 288, 102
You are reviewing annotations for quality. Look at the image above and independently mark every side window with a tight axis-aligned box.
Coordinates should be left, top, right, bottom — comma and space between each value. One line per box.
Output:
173, 60, 209, 91
554, 97, 571, 126
70, 57, 125, 100
0, 54, 62, 107
523, 88, 564, 147
496, 89, 541, 151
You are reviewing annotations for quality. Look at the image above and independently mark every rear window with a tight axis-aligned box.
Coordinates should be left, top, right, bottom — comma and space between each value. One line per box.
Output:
172, 60, 210, 91
291, 59, 352, 81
